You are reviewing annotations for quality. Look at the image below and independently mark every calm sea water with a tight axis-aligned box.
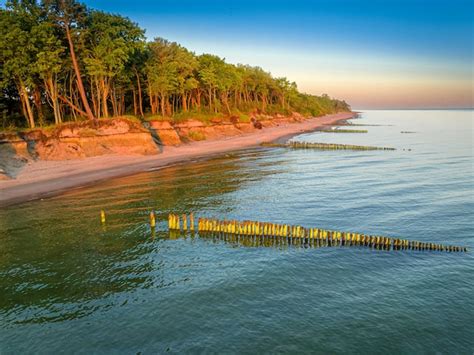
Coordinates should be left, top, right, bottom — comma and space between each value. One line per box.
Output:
1, 110, 473, 354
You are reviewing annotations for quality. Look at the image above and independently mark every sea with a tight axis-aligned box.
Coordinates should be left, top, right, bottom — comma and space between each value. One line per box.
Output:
1, 109, 473, 353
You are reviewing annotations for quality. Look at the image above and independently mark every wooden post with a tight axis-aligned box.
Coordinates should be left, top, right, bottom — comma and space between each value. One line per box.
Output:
182, 214, 187, 231
190, 213, 195, 231
150, 211, 156, 228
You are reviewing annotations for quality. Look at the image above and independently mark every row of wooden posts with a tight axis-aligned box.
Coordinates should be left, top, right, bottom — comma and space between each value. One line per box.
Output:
318, 129, 368, 133
167, 214, 467, 253
99, 211, 467, 253
261, 141, 396, 151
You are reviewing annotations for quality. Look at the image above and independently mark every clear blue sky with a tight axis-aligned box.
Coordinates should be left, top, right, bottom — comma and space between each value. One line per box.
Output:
10, 0, 474, 108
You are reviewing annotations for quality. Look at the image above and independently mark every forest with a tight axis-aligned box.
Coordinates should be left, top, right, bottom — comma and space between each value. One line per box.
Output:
0, 0, 350, 129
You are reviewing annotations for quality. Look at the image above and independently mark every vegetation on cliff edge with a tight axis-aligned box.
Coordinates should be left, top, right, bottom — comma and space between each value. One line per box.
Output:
0, 0, 350, 130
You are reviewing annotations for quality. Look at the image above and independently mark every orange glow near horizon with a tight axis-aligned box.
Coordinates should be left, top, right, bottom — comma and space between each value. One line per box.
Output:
175, 41, 473, 110
298, 76, 473, 109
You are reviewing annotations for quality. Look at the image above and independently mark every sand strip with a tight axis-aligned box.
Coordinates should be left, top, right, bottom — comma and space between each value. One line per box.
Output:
0, 112, 355, 207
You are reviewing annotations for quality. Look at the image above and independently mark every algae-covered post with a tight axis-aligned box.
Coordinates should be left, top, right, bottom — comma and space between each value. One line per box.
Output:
150, 211, 156, 228
319, 129, 368, 133
190, 213, 195, 231
182, 214, 188, 231
170, 214, 468, 253
168, 213, 181, 230
261, 141, 396, 151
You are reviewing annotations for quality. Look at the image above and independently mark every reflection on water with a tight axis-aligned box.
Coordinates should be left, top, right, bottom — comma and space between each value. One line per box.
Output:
170, 230, 405, 251
0, 110, 473, 353
170, 230, 466, 252
0, 151, 280, 326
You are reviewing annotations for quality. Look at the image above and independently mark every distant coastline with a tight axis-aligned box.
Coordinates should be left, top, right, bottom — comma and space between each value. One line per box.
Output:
0, 112, 355, 207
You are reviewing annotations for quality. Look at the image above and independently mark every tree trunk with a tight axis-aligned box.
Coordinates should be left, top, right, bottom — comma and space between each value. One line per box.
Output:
213, 88, 218, 113
208, 88, 213, 112
90, 79, 98, 117
222, 92, 231, 114
65, 24, 95, 121
182, 92, 187, 112
151, 95, 157, 115
166, 98, 172, 116
45, 76, 62, 124
100, 77, 109, 118
51, 90, 62, 125
59, 95, 88, 117
120, 92, 125, 116
95, 79, 101, 118
135, 70, 144, 117
196, 89, 201, 110
110, 85, 118, 117
23, 90, 35, 128
19, 90, 28, 124
18, 80, 35, 128
160, 94, 165, 116
148, 80, 156, 115
261, 94, 267, 111
132, 88, 137, 116
33, 86, 44, 126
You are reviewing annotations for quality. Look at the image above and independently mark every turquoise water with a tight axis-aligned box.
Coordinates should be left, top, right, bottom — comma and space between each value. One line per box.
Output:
1, 110, 473, 353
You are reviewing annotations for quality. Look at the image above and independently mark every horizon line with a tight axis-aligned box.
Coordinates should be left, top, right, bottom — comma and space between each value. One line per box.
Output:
353, 107, 473, 111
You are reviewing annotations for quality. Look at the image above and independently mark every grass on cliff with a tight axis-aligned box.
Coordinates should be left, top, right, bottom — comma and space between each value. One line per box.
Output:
144, 111, 216, 124
187, 130, 206, 141
144, 110, 251, 124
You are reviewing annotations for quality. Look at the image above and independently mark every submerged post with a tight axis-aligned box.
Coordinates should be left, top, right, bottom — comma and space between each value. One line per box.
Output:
190, 213, 195, 231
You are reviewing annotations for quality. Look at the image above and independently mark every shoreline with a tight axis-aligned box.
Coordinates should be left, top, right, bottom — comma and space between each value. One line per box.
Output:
0, 112, 355, 207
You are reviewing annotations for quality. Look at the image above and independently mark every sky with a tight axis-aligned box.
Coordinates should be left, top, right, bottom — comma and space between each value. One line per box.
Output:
31, 1, 474, 108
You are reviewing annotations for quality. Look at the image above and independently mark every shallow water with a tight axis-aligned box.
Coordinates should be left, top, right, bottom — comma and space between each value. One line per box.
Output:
1, 110, 473, 354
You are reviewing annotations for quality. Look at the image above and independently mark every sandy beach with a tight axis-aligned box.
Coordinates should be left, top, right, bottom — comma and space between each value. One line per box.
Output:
0, 112, 354, 207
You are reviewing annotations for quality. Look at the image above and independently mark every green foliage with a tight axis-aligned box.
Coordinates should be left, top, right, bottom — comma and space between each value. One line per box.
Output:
187, 130, 206, 141
163, 110, 218, 124
116, 114, 141, 122
1, 5, 36, 88
84, 11, 144, 78
0, 0, 350, 130
143, 114, 168, 122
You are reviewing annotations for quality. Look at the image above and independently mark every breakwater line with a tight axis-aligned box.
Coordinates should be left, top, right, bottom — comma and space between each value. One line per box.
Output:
167, 214, 467, 253
261, 141, 396, 151
318, 129, 368, 133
